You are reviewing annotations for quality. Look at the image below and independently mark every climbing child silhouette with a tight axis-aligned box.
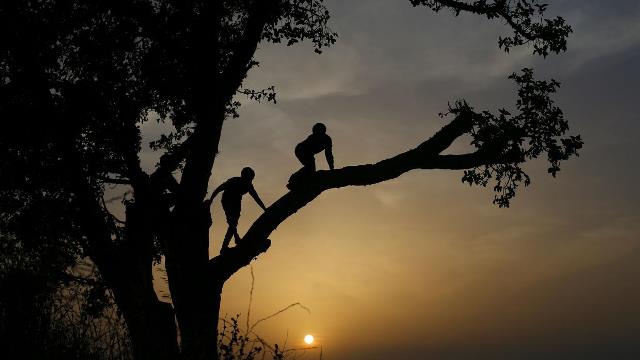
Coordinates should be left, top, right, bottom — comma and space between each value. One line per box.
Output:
208, 167, 267, 253
288, 122, 334, 188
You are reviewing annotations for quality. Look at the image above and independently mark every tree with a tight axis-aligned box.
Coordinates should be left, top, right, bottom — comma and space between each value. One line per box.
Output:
0, 1, 582, 359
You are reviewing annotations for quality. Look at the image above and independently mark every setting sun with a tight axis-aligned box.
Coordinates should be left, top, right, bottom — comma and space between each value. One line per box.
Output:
304, 334, 314, 345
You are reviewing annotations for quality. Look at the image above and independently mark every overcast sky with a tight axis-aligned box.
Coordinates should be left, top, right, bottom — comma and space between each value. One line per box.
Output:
144, 1, 640, 358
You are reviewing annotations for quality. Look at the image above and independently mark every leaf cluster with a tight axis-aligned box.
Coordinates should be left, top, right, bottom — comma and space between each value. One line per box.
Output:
449, 68, 582, 207
263, 0, 337, 53
218, 315, 263, 360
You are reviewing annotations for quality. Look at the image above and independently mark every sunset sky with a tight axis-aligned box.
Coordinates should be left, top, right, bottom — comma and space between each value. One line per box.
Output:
142, 1, 640, 358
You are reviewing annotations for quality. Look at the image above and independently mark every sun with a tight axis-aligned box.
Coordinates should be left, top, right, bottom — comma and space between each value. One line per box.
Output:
304, 334, 314, 345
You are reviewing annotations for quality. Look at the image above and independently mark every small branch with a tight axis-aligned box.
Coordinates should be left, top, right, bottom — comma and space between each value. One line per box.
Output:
61, 272, 102, 287
250, 302, 311, 332
432, 0, 534, 40
103, 191, 131, 204
415, 0, 572, 55
96, 175, 132, 185
101, 195, 126, 225
245, 265, 255, 337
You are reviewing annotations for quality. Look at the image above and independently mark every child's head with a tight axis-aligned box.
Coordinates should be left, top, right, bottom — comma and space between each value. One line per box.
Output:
241, 167, 255, 181
312, 122, 327, 135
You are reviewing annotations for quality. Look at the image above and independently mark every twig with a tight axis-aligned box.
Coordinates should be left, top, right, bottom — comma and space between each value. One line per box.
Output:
250, 302, 310, 332
245, 265, 255, 336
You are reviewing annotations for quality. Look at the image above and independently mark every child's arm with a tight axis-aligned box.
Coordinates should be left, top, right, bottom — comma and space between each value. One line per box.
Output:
206, 181, 227, 205
249, 185, 267, 211
325, 137, 334, 170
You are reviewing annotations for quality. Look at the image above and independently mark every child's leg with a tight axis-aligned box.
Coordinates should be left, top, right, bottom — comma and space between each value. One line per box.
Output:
221, 202, 241, 252
221, 225, 235, 252
295, 145, 316, 172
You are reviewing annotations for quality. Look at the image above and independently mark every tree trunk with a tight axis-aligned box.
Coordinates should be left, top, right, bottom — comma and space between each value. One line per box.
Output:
93, 250, 180, 360
117, 287, 179, 360
165, 205, 221, 360
89, 202, 180, 360
168, 267, 223, 360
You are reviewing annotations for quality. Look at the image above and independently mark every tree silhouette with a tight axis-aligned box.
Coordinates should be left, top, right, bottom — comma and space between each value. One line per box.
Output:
0, 1, 581, 360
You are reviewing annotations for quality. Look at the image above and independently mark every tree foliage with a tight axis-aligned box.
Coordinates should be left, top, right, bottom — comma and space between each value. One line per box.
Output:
456, 68, 583, 207
411, 0, 572, 56
1, 1, 581, 359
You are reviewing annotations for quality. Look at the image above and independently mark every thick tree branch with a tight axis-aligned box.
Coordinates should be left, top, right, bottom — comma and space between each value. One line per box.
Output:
72, 178, 122, 285
178, 0, 279, 207
207, 111, 523, 280
219, 0, 279, 104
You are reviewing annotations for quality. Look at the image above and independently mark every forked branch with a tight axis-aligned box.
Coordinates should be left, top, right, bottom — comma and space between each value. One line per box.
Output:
207, 109, 515, 279
208, 68, 581, 280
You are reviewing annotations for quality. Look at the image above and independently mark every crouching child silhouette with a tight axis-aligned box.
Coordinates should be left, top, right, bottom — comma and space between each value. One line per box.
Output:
288, 122, 334, 189
209, 167, 267, 253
